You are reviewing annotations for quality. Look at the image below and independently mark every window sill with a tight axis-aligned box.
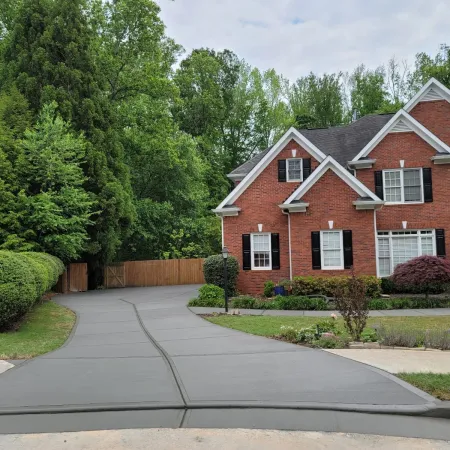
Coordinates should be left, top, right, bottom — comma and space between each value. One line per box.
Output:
384, 202, 424, 206
250, 267, 273, 271
322, 266, 345, 271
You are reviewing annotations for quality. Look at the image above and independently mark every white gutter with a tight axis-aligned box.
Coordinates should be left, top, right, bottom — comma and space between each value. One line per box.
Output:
281, 210, 293, 281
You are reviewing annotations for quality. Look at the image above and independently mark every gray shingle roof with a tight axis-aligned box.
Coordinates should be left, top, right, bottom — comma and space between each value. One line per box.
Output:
228, 113, 394, 177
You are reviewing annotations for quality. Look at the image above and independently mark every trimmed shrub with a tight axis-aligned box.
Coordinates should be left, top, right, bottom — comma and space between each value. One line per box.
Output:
232, 296, 256, 309
198, 284, 224, 302
389, 298, 412, 309
380, 277, 396, 294
203, 255, 239, 296
275, 296, 328, 311
368, 299, 390, 310
292, 275, 381, 298
263, 280, 275, 298
188, 297, 224, 308
0, 251, 64, 330
392, 256, 450, 298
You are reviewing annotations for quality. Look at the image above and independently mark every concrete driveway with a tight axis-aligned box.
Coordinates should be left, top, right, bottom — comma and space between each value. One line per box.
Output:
0, 285, 446, 437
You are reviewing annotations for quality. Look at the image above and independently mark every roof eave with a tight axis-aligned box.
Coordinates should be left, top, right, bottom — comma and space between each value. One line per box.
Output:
431, 154, 450, 165
353, 200, 385, 210
279, 203, 309, 213
348, 159, 376, 169
212, 207, 241, 217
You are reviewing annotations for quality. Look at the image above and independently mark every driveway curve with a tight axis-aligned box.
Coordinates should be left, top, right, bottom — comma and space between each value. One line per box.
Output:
0, 286, 438, 416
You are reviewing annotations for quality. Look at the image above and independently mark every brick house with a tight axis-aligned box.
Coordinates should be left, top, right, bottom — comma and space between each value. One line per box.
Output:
213, 78, 450, 295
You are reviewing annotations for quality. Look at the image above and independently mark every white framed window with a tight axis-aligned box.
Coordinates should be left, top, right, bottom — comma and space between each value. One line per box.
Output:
377, 230, 435, 277
383, 168, 423, 204
321, 230, 344, 270
251, 233, 272, 270
287, 158, 303, 182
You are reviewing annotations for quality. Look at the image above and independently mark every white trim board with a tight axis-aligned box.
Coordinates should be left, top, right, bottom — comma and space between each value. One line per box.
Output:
351, 109, 450, 162
404, 78, 450, 112
216, 127, 327, 209
285, 155, 381, 204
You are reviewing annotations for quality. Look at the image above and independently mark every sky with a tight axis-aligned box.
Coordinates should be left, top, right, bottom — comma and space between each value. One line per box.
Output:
155, 0, 450, 80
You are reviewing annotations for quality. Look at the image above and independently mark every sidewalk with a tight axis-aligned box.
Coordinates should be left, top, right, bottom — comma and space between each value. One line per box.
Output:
189, 307, 450, 317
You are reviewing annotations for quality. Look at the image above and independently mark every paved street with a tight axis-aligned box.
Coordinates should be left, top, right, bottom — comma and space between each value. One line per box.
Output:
0, 285, 448, 437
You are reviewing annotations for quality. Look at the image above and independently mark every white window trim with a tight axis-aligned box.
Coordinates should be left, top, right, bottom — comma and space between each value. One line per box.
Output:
383, 168, 424, 205
320, 230, 344, 270
286, 158, 303, 182
251, 233, 272, 271
376, 229, 436, 277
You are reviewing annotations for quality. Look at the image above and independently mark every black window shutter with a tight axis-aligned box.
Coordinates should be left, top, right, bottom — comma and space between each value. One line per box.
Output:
242, 234, 251, 270
423, 168, 433, 203
278, 160, 287, 182
271, 233, 280, 270
374, 171, 384, 199
343, 230, 353, 269
436, 229, 446, 258
302, 158, 312, 180
311, 231, 321, 270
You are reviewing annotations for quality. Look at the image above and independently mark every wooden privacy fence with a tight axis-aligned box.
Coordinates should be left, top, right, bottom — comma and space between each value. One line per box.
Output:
55, 263, 88, 293
104, 258, 205, 288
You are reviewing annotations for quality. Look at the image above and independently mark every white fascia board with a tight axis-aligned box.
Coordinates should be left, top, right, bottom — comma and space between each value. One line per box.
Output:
216, 127, 327, 209
351, 110, 450, 162
279, 202, 309, 213
285, 155, 381, 204
404, 78, 450, 112
212, 207, 241, 217
227, 173, 245, 180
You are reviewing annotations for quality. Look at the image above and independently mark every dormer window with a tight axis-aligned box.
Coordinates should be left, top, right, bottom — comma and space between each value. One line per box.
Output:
287, 158, 303, 182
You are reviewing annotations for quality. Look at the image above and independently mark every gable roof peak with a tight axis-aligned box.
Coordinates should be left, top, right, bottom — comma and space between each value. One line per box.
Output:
404, 77, 450, 112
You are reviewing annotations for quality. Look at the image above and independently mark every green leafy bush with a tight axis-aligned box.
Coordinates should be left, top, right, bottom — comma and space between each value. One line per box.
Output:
232, 296, 256, 309
0, 251, 64, 330
203, 255, 239, 296
389, 298, 411, 309
254, 299, 280, 310
380, 277, 396, 294
263, 280, 274, 298
188, 297, 224, 307
292, 275, 381, 298
361, 328, 378, 342
279, 325, 298, 342
315, 317, 338, 334
198, 284, 224, 301
312, 335, 349, 349
274, 296, 328, 311
368, 299, 390, 310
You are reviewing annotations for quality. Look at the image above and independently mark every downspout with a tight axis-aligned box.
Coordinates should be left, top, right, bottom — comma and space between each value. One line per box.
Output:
373, 209, 378, 277
282, 210, 293, 280
221, 216, 224, 248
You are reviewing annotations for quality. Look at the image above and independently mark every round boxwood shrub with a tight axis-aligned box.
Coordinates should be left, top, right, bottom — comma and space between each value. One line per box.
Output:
203, 255, 239, 296
0, 251, 65, 330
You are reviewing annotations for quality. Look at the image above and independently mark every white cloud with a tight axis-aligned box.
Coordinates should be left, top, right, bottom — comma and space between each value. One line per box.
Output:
156, 0, 450, 80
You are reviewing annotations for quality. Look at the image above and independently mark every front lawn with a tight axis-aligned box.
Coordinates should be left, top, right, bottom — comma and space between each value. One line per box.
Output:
397, 373, 450, 401
205, 315, 450, 338
0, 301, 76, 359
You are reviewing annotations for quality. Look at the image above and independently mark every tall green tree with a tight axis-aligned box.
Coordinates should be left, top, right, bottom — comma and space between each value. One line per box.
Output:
5, 103, 94, 261
411, 45, 450, 90
348, 64, 386, 119
289, 73, 345, 128
2, 0, 134, 281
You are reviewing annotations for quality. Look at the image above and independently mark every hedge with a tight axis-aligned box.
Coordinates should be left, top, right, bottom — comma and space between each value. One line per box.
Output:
292, 275, 381, 298
203, 255, 240, 296
0, 251, 65, 330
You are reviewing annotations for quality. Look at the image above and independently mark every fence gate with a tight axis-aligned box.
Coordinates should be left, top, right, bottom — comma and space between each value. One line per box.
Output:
104, 263, 126, 288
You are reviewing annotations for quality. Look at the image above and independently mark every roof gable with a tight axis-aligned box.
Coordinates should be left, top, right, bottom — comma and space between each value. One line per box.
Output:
404, 78, 450, 112
351, 110, 450, 162
216, 127, 327, 209
285, 155, 381, 204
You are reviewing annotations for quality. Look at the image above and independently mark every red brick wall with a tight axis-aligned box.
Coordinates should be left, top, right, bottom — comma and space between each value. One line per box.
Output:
356, 132, 450, 256
410, 100, 450, 147
223, 140, 321, 294
291, 170, 376, 277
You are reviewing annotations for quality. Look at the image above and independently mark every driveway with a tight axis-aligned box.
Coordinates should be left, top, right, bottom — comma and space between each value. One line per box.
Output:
0, 285, 447, 437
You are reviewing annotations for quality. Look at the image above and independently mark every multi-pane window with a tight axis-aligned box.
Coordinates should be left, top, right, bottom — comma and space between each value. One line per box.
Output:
251, 233, 271, 270
287, 158, 303, 182
377, 230, 435, 277
383, 169, 423, 203
321, 231, 343, 270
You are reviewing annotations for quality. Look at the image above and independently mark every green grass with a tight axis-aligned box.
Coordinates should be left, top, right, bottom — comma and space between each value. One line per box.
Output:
397, 373, 450, 401
0, 301, 76, 359
205, 315, 450, 338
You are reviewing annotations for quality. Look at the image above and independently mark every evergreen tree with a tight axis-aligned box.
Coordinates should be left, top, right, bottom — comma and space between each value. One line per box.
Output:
2, 0, 134, 282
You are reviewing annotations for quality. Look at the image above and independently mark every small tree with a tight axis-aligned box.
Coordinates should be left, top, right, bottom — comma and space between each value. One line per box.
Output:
334, 271, 369, 341
392, 256, 450, 300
